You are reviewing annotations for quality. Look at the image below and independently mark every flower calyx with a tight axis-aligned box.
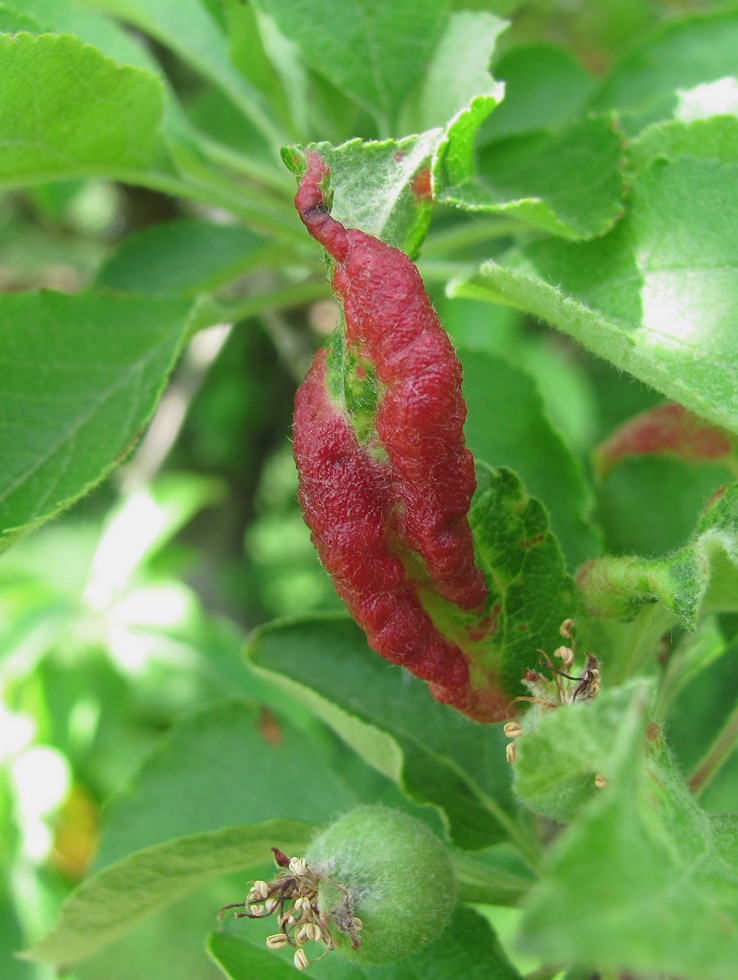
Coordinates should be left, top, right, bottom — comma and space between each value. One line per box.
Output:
504, 618, 603, 783
218, 847, 362, 970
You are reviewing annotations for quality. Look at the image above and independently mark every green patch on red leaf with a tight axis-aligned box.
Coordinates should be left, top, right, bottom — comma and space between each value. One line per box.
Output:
466, 465, 577, 703
325, 329, 381, 448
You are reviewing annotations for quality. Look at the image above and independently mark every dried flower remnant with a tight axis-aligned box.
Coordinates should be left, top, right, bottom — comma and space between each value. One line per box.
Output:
220, 808, 456, 968
504, 619, 602, 767
218, 848, 362, 969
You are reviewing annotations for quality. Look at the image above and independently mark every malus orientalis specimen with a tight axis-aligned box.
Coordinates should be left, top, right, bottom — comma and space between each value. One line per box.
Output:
292, 149, 506, 721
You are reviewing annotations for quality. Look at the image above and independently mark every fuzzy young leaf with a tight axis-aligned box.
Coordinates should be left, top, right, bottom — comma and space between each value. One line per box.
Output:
517, 683, 738, 979
578, 482, 738, 629
513, 682, 650, 822
0, 292, 191, 545
452, 116, 738, 433
469, 465, 577, 699
283, 134, 442, 257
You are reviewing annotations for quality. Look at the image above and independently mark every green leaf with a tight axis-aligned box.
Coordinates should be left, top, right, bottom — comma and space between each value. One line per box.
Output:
513, 681, 649, 823
469, 465, 576, 699
4, 0, 164, 73
93, 220, 273, 297
0, 291, 191, 544
253, 0, 450, 133
209, 905, 523, 978
247, 614, 525, 853
436, 113, 626, 240
0, 33, 172, 188
0, 4, 45, 31
85, 0, 283, 145
578, 481, 738, 630
413, 10, 507, 132
517, 683, 738, 980
21, 821, 315, 967
92, 699, 361, 871
460, 349, 600, 569
74, 885, 229, 980
595, 455, 732, 559
451, 116, 738, 433
591, 7, 738, 122
452, 845, 536, 906
283, 132, 443, 258
482, 44, 596, 141
208, 931, 298, 980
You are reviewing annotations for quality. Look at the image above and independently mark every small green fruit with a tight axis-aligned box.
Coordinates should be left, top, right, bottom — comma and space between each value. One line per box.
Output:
305, 804, 456, 963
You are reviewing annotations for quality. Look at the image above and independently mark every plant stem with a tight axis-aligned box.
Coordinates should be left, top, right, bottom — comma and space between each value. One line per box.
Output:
104, 163, 304, 241
423, 218, 522, 257
688, 697, 738, 797
416, 259, 479, 284
214, 280, 330, 325
195, 134, 293, 195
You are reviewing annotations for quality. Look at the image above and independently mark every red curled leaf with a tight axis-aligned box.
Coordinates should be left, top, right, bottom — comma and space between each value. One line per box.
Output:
292, 149, 508, 720
293, 348, 470, 694
593, 402, 738, 479
296, 149, 485, 611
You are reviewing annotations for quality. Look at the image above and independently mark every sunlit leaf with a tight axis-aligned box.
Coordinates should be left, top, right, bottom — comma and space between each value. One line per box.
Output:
451, 116, 738, 432
0, 33, 172, 187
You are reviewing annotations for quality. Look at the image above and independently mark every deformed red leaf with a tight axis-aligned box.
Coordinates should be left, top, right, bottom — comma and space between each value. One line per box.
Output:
593, 402, 737, 478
